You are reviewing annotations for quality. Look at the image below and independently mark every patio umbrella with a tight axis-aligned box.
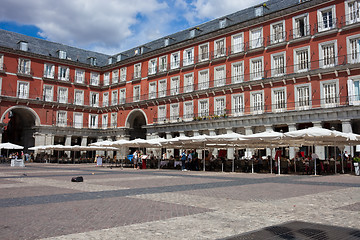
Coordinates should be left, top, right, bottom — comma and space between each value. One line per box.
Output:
0, 142, 24, 159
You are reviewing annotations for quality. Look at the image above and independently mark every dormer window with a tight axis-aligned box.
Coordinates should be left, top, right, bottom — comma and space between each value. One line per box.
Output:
108, 57, 113, 65
19, 41, 28, 51
190, 29, 196, 38
219, 19, 227, 29
255, 6, 264, 17
89, 57, 97, 66
134, 48, 140, 55
165, 38, 170, 47
58, 50, 66, 59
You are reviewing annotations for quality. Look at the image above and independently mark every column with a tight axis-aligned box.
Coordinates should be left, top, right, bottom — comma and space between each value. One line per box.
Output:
265, 125, 273, 157
193, 130, 202, 159
116, 135, 128, 159
245, 126, 253, 159
342, 120, 353, 155
288, 124, 297, 160
226, 128, 234, 160
65, 135, 72, 158
107, 137, 113, 158
313, 122, 325, 159
96, 137, 104, 157
80, 136, 88, 156
165, 132, 173, 159
208, 129, 217, 158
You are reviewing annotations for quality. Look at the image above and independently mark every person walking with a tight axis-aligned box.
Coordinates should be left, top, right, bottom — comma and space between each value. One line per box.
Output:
181, 150, 187, 171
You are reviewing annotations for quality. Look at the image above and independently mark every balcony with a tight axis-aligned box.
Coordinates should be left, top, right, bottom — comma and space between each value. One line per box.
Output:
131, 72, 142, 82
17, 67, 33, 78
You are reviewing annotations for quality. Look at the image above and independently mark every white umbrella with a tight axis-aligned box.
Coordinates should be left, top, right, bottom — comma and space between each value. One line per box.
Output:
0, 142, 24, 150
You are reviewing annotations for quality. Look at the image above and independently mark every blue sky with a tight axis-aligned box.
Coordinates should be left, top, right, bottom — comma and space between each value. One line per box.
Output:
0, 0, 260, 55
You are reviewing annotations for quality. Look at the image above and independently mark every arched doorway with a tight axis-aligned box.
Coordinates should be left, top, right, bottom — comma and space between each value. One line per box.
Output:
126, 109, 147, 140
1, 106, 39, 151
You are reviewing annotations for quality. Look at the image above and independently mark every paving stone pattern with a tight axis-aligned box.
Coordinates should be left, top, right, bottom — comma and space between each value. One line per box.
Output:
0, 163, 359, 240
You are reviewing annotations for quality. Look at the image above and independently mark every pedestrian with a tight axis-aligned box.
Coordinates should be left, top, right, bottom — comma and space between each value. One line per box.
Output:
133, 150, 138, 169
187, 150, 193, 170
181, 150, 187, 171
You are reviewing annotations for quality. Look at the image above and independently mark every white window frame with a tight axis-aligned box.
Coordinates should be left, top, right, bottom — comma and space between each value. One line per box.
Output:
231, 33, 244, 54
134, 63, 141, 79
102, 114, 108, 129
198, 69, 209, 90
272, 87, 287, 112
90, 72, 99, 85
183, 47, 194, 66
184, 73, 194, 93
120, 67, 127, 82
89, 114, 98, 128
0, 77, 2, 95
0, 54, 3, 71
158, 105, 167, 122
103, 92, 109, 107
250, 56, 264, 80
270, 20, 285, 44
112, 69, 119, 84
320, 79, 339, 108
294, 46, 311, 72
250, 27, 263, 49
57, 111, 67, 127
214, 38, 226, 58
199, 43, 209, 62
183, 100, 194, 121
43, 84, 54, 102
345, 0, 360, 25
75, 69, 85, 84
58, 50, 66, 59
149, 81, 157, 99
103, 72, 110, 86
58, 65, 69, 81
214, 96, 226, 116
347, 75, 360, 105
347, 34, 360, 64
170, 51, 180, 69
214, 65, 226, 87
119, 89, 126, 104
133, 85, 141, 102
111, 90, 118, 106
319, 40, 337, 68
74, 89, 84, 105
232, 93, 245, 116
198, 99, 209, 117
43, 63, 55, 79
317, 5, 336, 32
170, 103, 179, 122
18, 58, 31, 75
170, 76, 180, 95
158, 79, 167, 98
250, 90, 264, 114
159, 55, 167, 72
58, 87, 68, 104
17, 81, 29, 99
292, 13, 310, 39
148, 58, 157, 75
111, 112, 117, 128
271, 52, 286, 77
231, 61, 244, 83
90, 92, 99, 107
295, 83, 312, 110
73, 113, 83, 129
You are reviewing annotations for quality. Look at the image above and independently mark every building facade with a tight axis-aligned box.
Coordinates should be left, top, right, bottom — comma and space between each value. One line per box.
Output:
1, 0, 360, 159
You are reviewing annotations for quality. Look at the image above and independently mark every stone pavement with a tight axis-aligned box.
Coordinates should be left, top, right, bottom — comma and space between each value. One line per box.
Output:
0, 163, 359, 240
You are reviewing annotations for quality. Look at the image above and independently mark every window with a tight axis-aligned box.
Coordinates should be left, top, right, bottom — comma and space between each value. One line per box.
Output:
120, 67, 127, 82
170, 103, 179, 121
108, 57, 113, 65
159, 56, 167, 72
158, 105, 167, 122
198, 99, 209, 117
90, 92, 99, 107
317, 6, 336, 32
271, 52, 286, 77
89, 57, 97, 66
112, 69, 119, 84
102, 114, 108, 129
0, 77, 2, 95
90, 72, 99, 85
58, 87, 68, 103
198, 43, 209, 62
293, 14, 309, 38
251, 91, 264, 114
272, 88, 286, 112
111, 113, 117, 128
164, 38, 170, 47
190, 29, 196, 38
231, 33, 244, 54
232, 61, 244, 83
348, 35, 360, 63
214, 97, 226, 115
250, 57, 263, 80
214, 66, 226, 87
170, 76, 180, 95
0, 54, 3, 71
74, 90, 84, 105
103, 92, 109, 107
184, 101, 194, 120
74, 113, 83, 128
319, 40, 337, 68
17, 81, 29, 99
270, 21, 285, 44
219, 18, 227, 28
170, 52, 180, 69
18, 58, 31, 75
158, 79, 167, 97
103, 72, 110, 86
43, 85, 53, 102
348, 77, 360, 105
295, 84, 311, 110
183, 47, 194, 66
44, 63, 55, 78
149, 82, 157, 99
111, 90, 118, 105
184, 73, 194, 93
134, 63, 141, 79
58, 66, 69, 81
149, 58, 157, 75
19, 41, 28, 51
232, 94, 244, 116
250, 28, 263, 49
214, 38, 226, 58
89, 114, 98, 128
57, 111, 67, 127
294, 47, 310, 72
133, 85, 140, 102
198, 70, 209, 90
75, 69, 85, 84
346, 0, 360, 24
58, 50, 66, 59
119, 89, 126, 104
321, 80, 338, 107
255, 6, 263, 17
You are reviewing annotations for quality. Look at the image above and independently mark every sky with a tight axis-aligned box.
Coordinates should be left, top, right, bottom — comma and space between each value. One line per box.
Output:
0, 0, 261, 55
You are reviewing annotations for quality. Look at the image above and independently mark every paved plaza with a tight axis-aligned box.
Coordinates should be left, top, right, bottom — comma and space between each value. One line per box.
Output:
0, 163, 359, 239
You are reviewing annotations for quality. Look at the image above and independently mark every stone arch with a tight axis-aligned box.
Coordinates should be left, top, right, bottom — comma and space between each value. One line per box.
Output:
125, 109, 148, 140
1, 106, 41, 126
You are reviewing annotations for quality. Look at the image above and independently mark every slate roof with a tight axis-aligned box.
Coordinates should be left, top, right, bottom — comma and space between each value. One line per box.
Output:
0, 0, 304, 67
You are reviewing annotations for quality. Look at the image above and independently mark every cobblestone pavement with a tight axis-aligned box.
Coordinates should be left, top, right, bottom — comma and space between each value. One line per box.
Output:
0, 163, 359, 240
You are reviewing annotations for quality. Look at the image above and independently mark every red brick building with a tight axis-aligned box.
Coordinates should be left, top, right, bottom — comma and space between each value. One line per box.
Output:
0, 0, 360, 160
